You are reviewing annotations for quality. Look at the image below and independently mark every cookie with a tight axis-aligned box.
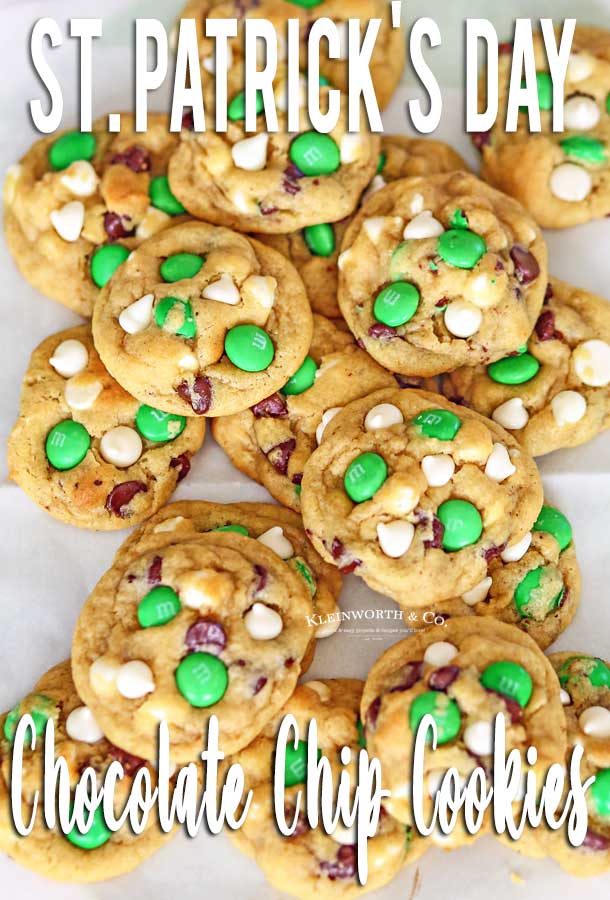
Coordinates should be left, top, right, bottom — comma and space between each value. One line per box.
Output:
0, 661, 175, 881
4, 114, 184, 317
7, 325, 205, 529
360, 618, 567, 840
212, 315, 409, 512
477, 27, 610, 229
442, 277, 610, 456
257, 136, 470, 317
226, 679, 425, 898
92, 221, 313, 417
301, 388, 543, 606
72, 532, 314, 762
337, 171, 548, 375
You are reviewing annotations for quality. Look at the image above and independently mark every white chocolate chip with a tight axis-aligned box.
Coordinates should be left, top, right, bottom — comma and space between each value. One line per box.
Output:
461, 576, 492, 606
4, 163, 21, 204
203, 273, 241, 305
49, 339, 89, 378
257, 526, 294, 560
305, 680, 332, 701
329, 821, 358, 845
376, 521, 414, 558
65, 706, 104, 743
315, 617, 340, 639
340, 133, 366, 164
64, 376, 102, 411
484, 443, 516, 483
551, 390, 587, 426
444, 300, 483, 338
423, 641, 458, 667
242, 274, 276, 309
364, 217, 392, 243
492, 398, 529, 430
463, 720, 494, 756
563, 95, 600, 131
119, 294, 155, 334
421, 454, 455, 487
153, 516, 186, 533
579, 706, 610, 739
244, 602, 283, 640
549, 163, 592, 202
231, 133, 269, 171
116, 661, 155, 699
179, 570, 231, 610
100, 426, 143, 468
89, 657, 119, 694
567, 52, 594, 83
60, 160, 99, 197
364, 403, 404, 431
337, 249, 352, 271
403, 210, 444, 239
361, 174, 386, 202
203, 43, 233, 74
560, 688, 572, 706
136, 206, 171, 240
501, 532, 532, 563
50, 200, 85, 242
409, 193, 424, 215
231, 189, 258, 214
178, 353, 199, 371
573, 340, 610, 387
316, 407, 343, 444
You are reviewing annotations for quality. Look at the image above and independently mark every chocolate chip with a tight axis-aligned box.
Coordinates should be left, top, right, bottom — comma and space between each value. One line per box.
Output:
265, 439, 296, 475
260, 204, 279, 216
544, 282, 554, 302
368, 323, 397, 340
185, 618, 227, 655
394, 374, 421, 389
252, 676, 267, 695
181, 110, 195, 131
423, 516, 444, 550
251, 393, 288, 418
428, 665, 460, 691
108, 745, 147, 775
285, 804, 309, 837
104, 212, 133, 241
499, 42, 513, 54
176, 376, 212, 415
390, 661, 423, 692
105, 481, 147, 517
284, 163, 304, 181
471, 131, 491, 151
486, 689, 523, 724
282, 179, 301, 196
366, 696, 381, 728
253, 564, 267, 594
147, 556, 162, 585
170, 453, 191, 482
292, 473, 303, 485
483, 544, 506, 562
320, 845, 357, 880
535, 310, 563, 342
510, 245, 540, 286
110, 145, 151, 173
329, 537, 360, 573
582, 829, 610, 851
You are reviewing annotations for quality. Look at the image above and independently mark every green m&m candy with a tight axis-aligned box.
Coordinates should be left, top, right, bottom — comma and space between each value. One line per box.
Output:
533, 505, 572, 551
225, 324, 274, 372
136, 405, 186, 442
149, 175, 186, 216
357, 718, 366, 748
413, 408, 462, 441
289, 132, 340, 176
450, 208, 469, 230
488, 352, 540, 385
303, 223, 335, 257
607, 93, 610, 115
3, 694, 54, 743
154, 297, 196, 338
283, 739, 322, 786
286, 0, 324, 7
65, 805, 112, 850
90, 244, 130, 287
49, 131, 96, 171
560, 135, 607, 164
175, 652, 228, 707
377, 152, 386, 174
281, 356, 317, 395
291, 557, 317, 596
520, 71, 553, 112
590, 768, 610, 817
514, 566, 564, 618
558, 656, 610, 688
373, 282, 420, 327
480, 661, 533, 708
46, 421, 91, 471
437, 229, 487, 269
344, 452, 387, 503
160, 253, 204, 283
437, 500, 483, 551
228, 90, 264, 121
409, 691, 462, 745
138, 585, 181, 628
213, 524, 249, 535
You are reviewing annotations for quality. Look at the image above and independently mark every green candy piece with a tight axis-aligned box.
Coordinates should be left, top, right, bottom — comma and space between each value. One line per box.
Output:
291, 557, 317, 596
437, 500, 483, 551
450, 208, 469, 230
557, 656, 610, 689
286, 0, 324, 7
160, 253, 204, 283
376, 152, 386, 174
533, 505, 572, 551
437, 228, 487, 269
49, 131, 96, 171
213, 524, 249, 536
283, 740, 321, 786
344, 452, 387, 503
513, 566, 564, 618
409, 691, 462, 745
295, 484, 302, 497
519, 71, 553, 112
607, 93, 610, 115
138, 585, 181, 628
3, 694, 54, 744
65, 805, 112, 850
46, 421, 91, 471
560, 135, 607, 164
281, 356, 317, 395
227, 90, 264, 121
488, 352, 540, 385
149, 175, 186, 216
289, 132, 340, 176
357, 718, 366, 749
413, 408, 461, 441
373, 282, 420, 327
480, 661, 533, 708
516, 344, 528, 355
136, 405, 186, 442
175, 652, 228, 707
303, 223, 335, 257
225, 324, 275, 372
90, 244, 130, 288
590, 768, 610, 817
154, 297, 196, 339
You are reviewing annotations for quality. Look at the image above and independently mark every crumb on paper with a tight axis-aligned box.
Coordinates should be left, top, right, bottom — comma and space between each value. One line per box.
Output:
510, 871, 525, 885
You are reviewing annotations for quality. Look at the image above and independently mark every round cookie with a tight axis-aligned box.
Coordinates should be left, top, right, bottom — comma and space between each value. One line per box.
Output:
92, 221, 313, 417
72, 532, 314, 762
0, 661, 175, 882
257, 136, 470, 317
360, 618, 567, 837
4, 114, 184, 316
477, 27, 610, 229
226, 679, 426, 898
301, 388, 543, 606
442, 277, 610, 457
7, 325, 205, 529
338, 171, 548, 375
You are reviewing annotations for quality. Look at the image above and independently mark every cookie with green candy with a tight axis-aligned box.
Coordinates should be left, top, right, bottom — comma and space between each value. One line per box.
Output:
0, 660, 176, 882
4, 113, 184, 317
301, 388, 543, 608
337, 171, 547, 376
92, 221, 313, 417
7, 324, 205, 530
